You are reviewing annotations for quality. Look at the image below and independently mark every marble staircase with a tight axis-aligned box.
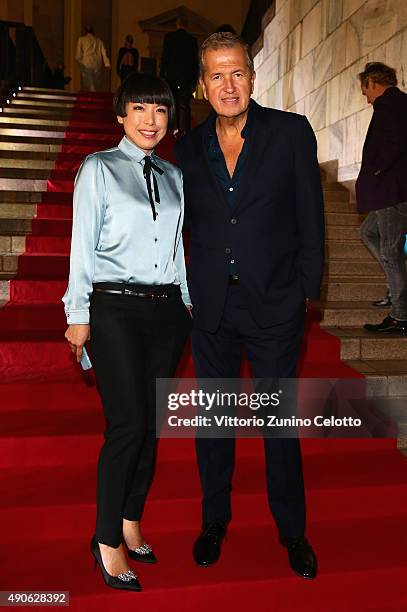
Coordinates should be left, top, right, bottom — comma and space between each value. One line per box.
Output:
0, 88, 406, 444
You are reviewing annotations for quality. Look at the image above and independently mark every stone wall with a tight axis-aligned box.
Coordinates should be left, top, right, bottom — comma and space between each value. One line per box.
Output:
253, 0, 407, 186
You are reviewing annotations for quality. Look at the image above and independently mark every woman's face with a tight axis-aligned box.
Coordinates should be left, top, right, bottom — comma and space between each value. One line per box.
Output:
117, 102, 168, 153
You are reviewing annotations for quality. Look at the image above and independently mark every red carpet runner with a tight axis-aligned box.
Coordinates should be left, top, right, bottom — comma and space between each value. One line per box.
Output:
0, 92, 406, 611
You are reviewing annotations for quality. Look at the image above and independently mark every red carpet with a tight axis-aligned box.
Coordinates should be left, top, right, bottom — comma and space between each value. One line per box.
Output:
0, 91, 406, 611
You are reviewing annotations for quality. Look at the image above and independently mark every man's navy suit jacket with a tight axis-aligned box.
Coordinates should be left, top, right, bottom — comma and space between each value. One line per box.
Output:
356, 86, 407, 213
175, 99, 325, 333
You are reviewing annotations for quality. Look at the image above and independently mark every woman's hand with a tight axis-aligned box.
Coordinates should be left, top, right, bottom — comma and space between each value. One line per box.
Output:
65, 324, 90, 362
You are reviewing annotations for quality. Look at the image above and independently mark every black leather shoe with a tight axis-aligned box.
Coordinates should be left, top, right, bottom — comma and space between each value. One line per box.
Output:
364, 315, 407, 335
372, 290, 392, 307
90, 536, 142, 591
126, 542, 157, 564
279, 535, 317, 580
193, 522, 227, 567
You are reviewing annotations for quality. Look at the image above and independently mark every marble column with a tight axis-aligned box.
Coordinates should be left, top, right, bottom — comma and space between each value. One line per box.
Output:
64, 0, 81, 91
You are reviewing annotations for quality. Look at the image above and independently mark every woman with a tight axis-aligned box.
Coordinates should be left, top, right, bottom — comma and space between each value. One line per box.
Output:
116, 35, 139, 83
63, 73, 192, 592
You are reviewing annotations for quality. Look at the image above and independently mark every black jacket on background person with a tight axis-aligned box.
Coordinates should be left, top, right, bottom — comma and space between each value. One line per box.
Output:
116, 47, 139, 75
175, 99, 325, 333
356, 86, 407, 213
160, 28, 198, 92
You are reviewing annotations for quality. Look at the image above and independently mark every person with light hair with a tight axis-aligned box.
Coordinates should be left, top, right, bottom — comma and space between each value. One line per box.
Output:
76, 25, 111, 91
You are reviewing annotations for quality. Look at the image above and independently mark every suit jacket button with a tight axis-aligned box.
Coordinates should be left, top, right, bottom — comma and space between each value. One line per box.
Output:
225, 247, 231, 254
230, 218, 237, 224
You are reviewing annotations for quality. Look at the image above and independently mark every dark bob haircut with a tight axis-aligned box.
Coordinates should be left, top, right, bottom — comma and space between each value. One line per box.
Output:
113, 72, 176, 129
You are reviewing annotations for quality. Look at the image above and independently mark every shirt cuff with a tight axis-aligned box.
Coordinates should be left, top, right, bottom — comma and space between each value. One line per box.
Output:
181, 291, 192, 307
65, 309, 90, 325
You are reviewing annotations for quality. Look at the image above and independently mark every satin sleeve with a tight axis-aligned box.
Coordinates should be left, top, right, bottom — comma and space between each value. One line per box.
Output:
174, 174, 191, 306
62, 154, 106, 324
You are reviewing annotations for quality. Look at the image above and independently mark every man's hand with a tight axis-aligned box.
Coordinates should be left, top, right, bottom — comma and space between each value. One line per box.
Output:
65, 324, 90, 362
186, 304, 193, 317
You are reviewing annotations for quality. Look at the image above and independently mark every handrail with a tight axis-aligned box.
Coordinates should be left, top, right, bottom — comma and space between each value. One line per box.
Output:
0, 20, 52, 101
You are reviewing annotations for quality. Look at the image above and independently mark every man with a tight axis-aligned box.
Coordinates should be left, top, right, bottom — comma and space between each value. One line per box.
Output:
356, 62, 407, 334
160, 15, 198, 134
175, 33, 324, 579
76, 25, 110, 92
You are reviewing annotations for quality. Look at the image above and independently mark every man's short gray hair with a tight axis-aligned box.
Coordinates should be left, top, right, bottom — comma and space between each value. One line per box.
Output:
199, 32, 254, 79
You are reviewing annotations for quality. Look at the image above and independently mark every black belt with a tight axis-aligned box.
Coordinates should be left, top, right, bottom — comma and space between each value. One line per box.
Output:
228, 275, 240, 285
93, 282, 178, 299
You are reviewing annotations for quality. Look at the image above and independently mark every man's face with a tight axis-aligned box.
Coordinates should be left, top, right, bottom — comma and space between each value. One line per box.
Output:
117, 102, 168, 153
361, 78, 382, 104
200, 45, 255, 119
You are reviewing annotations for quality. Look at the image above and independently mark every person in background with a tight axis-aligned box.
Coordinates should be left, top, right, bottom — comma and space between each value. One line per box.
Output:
356, 62, 407, 335
63, 73, 192, 591
76, 25, 111, 91
160, 15, 198, 135
117, 35, 139, 83
50, 61, 71, 90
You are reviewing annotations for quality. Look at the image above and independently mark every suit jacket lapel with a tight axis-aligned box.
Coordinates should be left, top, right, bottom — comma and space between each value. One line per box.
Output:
233, 101, 273, 214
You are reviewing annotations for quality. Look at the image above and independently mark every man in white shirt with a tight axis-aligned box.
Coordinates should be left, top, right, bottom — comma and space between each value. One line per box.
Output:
76, 25, 111, 91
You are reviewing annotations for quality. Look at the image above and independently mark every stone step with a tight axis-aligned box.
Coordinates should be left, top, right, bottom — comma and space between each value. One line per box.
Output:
320, 180, 348, 192
0, 236, 25, 254
0, 218, 71, 236
0, 142, 63, 153
17, 92, 77, 101
326, 259, 383, 276
0, 192, 42, 203
0, 179, 48, 192
0, 254, 19, 274
11, 99, 74, 108
0, 219, 32, 233
325, 327, 407, 360
322, 190, 350, 203
321, 276, 387, 301
0, 119, 120, 134
1, 108, 71, 118
0, 159, 55, 170
0, 280, 9, 300
324, 200, 354, 213
345, 361, 407, 397
0, 127, 65, 139
0, 133, 117, 147
325, 212, 364, 226
0, 203, 37, 218
0, 253, 69, 277
325, 240, 373, 260
326, 225, 360, 240
318, 301, 390, 327
0, 117, 69, 128
23, 87, 77, 95
0, 151, 61, 161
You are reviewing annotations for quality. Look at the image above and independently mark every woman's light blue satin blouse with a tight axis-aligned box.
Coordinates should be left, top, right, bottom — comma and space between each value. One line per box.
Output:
62, 136, 191, 324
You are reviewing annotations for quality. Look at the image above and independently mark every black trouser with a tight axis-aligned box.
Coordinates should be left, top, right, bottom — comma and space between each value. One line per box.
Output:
191, 284, 306, 538
90, 284, 191, 547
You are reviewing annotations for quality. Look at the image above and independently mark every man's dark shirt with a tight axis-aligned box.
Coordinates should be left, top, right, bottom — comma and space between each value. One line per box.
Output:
205, 107, 252, 275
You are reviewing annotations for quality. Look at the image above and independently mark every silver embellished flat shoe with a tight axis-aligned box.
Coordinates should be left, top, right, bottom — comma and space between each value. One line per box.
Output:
126, 542, 157, 564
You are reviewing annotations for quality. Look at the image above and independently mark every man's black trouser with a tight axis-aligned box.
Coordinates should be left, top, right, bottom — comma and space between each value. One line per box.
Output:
191, 284, 306, 538
90, 285, 191, 547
